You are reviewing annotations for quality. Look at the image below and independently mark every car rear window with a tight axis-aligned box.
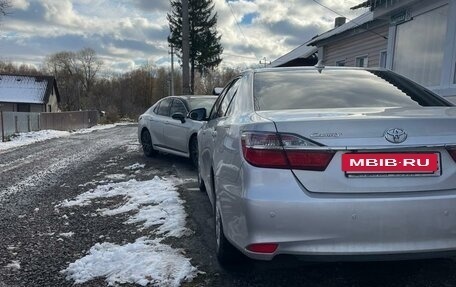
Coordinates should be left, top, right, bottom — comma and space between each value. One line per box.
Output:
254, 69, 452, 111
189, 97, 217, 113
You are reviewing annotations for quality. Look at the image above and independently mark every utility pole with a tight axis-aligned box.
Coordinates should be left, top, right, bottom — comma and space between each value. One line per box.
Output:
182, 0, 190, 94
169, 44, 175, 96
260, 57, 271, 68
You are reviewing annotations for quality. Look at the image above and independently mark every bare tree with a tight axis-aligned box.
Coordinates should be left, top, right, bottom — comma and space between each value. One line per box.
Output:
77, 48, 103, 103
0, 0, 11, 18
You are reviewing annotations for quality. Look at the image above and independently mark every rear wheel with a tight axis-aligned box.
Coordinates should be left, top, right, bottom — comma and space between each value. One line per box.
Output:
189, 136, 198, 168
215, 204, 244, 266
141, 129, 158, 157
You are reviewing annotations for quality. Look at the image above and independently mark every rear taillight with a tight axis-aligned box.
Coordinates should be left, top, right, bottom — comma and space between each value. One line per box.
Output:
446, 146, 456, 162
241, 132, 335, 171
246, 243, 278, 254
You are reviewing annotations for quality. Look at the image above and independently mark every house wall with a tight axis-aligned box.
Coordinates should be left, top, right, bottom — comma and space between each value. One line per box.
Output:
0, 103, 45, 112
385, 0, 456, 101
46, 86, 59, 112
323, 25, 389, 67
0, 102, 15, 112
30, 104, 44, 113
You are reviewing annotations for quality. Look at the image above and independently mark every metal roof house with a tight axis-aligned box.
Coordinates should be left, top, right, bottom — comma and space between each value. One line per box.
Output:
273, 0, 456, 102
269, 43, 318, 67
337, 0, 456, 102
307, 11, 389, 68
0, 74, 61, 113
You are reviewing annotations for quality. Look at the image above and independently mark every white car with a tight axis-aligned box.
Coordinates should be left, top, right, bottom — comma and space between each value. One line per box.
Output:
138, 95, 216, 167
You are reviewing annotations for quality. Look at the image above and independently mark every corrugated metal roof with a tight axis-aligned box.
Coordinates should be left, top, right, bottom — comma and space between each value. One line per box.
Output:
307, 11, 374, 45
0, 75, 50, 104
270, 43, 317, 67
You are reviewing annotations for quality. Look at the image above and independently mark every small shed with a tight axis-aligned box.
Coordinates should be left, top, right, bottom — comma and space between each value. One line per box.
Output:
0, 74, 61, 113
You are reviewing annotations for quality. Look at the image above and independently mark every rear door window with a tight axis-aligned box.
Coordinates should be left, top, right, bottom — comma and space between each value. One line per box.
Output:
157, 98, 172, 116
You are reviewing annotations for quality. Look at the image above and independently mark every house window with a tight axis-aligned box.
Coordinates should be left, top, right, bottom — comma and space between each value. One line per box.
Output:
393, 5, 448, 87
336, 60, 346, 66
355, 56, 368, 67
380, 51, 387, 68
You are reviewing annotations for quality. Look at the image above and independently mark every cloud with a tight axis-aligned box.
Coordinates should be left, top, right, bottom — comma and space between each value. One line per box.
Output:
1, 0, 367, 71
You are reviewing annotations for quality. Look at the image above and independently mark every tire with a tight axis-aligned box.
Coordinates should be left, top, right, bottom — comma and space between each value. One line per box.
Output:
189, 136, 198, 168
215, 204, 244, 266
141, 129, 158, 157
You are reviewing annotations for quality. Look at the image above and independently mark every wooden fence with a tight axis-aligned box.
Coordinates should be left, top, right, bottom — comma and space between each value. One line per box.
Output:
0, 111, 99, 142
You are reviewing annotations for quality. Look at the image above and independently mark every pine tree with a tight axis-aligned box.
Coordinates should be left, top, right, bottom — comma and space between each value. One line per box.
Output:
168, 0, 223, 94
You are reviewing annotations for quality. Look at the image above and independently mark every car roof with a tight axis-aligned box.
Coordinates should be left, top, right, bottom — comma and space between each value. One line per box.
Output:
171, 95, 217, 101
248, 66, 389, 74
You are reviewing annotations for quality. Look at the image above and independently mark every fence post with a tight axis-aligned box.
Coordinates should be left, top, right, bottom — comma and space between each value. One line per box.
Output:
1, 111, 4, 142
15, 116, 18, 134
28, 115, 31, 132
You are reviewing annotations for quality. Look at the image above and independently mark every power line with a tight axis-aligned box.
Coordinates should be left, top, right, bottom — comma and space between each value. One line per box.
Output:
223, 53, 258, 61
312, 0, 388, 40
226, 1, 259, 59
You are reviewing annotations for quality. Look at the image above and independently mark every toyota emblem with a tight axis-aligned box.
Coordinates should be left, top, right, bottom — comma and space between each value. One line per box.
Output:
384, 128, 407, 144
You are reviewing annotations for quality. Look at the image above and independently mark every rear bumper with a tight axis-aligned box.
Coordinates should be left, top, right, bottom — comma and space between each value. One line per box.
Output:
223, 168, 456, 261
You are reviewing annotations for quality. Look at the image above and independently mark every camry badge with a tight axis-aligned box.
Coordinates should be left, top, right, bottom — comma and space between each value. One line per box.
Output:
384, 128, 407, 144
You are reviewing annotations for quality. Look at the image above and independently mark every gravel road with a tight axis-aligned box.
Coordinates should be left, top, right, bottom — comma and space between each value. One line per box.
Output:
1, 124, 456, 287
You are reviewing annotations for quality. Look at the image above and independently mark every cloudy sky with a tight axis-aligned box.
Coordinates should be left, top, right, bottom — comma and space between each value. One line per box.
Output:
0, 0, 367, 72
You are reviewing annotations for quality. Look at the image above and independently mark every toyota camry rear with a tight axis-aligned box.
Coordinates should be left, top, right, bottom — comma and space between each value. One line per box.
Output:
197, 67, 456, 265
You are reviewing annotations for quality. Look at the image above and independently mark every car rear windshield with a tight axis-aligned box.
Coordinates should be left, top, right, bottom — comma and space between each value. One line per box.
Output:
254, 69, 452, 111
189, 97, 216, 112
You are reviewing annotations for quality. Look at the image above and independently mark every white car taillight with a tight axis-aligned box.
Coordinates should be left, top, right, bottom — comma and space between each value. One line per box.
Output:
241, 132, 335, 171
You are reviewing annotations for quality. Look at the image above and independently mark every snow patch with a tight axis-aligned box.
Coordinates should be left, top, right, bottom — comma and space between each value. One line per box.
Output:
59, 232, 75, 238
6, 260, 21, 270
0, 130, 70, 151
61, 237, 198, 287
59, 177, 190, 237
124, 163, 145, 170
0, 123, 132, 152
105, 174, 127, 181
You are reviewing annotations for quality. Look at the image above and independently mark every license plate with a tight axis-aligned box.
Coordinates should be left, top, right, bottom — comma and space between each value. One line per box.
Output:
342, 153, 439, 175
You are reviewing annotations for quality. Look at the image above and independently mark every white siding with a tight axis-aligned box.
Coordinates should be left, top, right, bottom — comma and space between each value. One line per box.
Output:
324, 25, 389, 68
46, 87, 59, 112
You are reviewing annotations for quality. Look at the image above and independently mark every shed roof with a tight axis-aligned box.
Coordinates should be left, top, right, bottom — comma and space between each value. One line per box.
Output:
270, 43, 317, 67
0, 74, 60, 104
307, 11, 374, 45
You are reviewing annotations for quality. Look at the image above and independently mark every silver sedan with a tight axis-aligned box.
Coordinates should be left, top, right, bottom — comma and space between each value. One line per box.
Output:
138, 95, 216, 167
197, 67, 456, 266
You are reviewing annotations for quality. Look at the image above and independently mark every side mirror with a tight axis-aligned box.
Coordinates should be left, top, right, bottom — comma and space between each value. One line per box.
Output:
188, 108, 207, 121
171, 112, 186, 123
212, 87, 223, 95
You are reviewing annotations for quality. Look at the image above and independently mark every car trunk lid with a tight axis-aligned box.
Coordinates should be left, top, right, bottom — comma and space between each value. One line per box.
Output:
256, 107, 456, 194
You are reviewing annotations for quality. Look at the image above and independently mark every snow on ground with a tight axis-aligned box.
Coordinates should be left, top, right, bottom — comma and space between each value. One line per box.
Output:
104, 174, 128, 181
58, 176, 197, 286
5, 260, 21, 270
72, 122, 132, 135
59, 232, 75, 238
59, 177, 190, 237
0, 122, 133, 152
61, 237, 198, 287
124, 163, 145, 170
0, 130, 70, 151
